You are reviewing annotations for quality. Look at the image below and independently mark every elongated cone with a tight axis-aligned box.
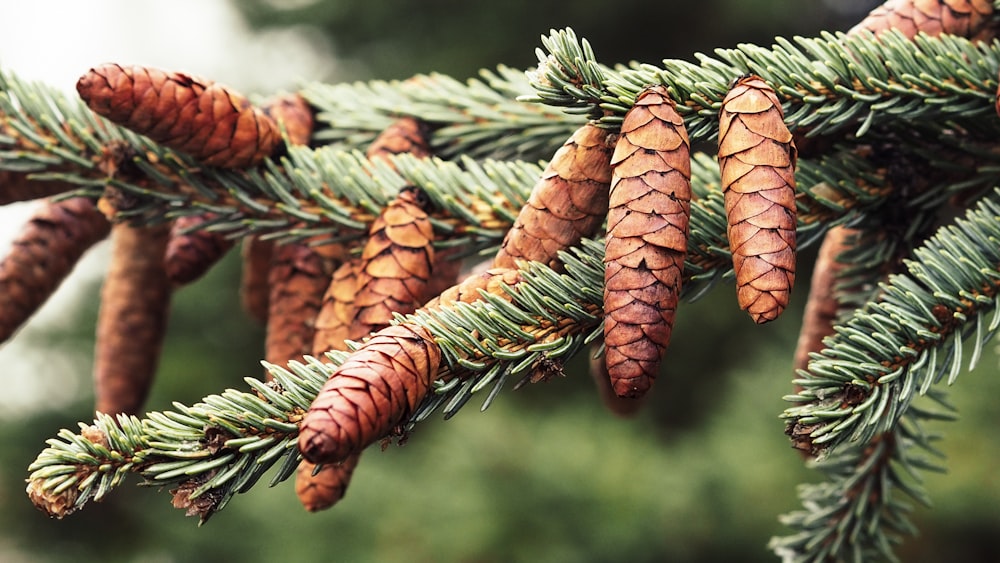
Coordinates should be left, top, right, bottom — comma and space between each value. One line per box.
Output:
299, 117, 434, 510
94, 223, 171, 415
240, 236, 272, 324
349, 188, 436, 340
792, 226, 855, 372
493, 124, 615, 269
299, 324, 441, 464
76, 63, 281, 168
164, 214, 234, 287
264, 243, 334, 370
0, 197, 109, 343
719, 75, 797, 324
604, 86, 691, 398
848, 0, 994, 39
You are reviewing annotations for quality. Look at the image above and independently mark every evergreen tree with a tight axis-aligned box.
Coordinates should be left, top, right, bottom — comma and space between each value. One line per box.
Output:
7, 2, 1000, 560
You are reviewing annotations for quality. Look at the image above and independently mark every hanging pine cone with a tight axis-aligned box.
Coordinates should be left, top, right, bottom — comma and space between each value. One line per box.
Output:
0, 197, 109, 344
792, 226, 855, 373
93, 223, 171, 415
719, 75, 797, 324
264, 242, 334, 371
493, 123, 615, 269
349, 187, 436, 340
603, 85, 691, 398
77, 63, 281, 168
164, 213, 234, 287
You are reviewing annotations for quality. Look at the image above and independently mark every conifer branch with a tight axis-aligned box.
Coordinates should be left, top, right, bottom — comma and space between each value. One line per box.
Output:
303, 65, 585, 160
770, 393, 955, 562
773, 189, 1000, 559
22, 239, 601, 522
783, 190, 1000, 456
529, 28, 1000, 140
13, 20, 1000, 561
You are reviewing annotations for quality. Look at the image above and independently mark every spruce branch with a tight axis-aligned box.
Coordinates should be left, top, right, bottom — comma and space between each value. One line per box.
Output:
23, 239, 600, 522
530, 28, 1000, 141
770, 393, 955, 563
13, 20, 1000, 562
26, 364, 324, 524
25, 165, 976, 524
1, 61, 907, 270
783, 189, 1000, 456
303, 65, 586, 160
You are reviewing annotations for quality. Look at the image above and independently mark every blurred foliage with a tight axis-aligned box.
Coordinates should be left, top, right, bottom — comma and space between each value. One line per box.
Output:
8, 0, 1000, 561
233, 0, 875, 79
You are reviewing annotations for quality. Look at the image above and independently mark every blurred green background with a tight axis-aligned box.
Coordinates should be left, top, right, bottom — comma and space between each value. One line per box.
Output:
3, 1, 1000, 561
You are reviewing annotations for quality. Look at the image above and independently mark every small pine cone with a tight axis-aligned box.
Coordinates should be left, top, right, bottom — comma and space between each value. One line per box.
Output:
719, 75, 797, 324
298, 324, 441, 464
264, 243, 334, 370
77, 63, 281, 168
263, 93, 314, 147
493, 124, 615, 270
0, 170, 75, 205
94, 223, 171, 415
792, 226, 855, 372
848, 0, 994, 39
0, 197, 109, 343
349, 188, 436, 340
295, 456, 360, 512
603, 86, 691, 398
365, 116, 432, 164
164, 214, 234, 286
